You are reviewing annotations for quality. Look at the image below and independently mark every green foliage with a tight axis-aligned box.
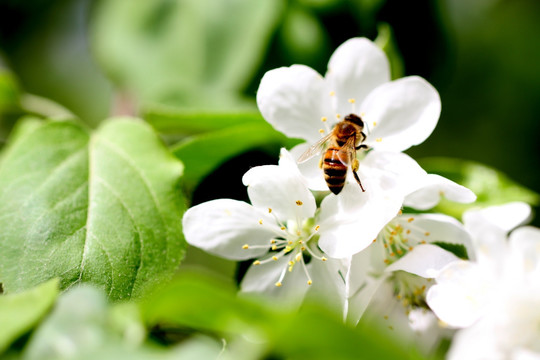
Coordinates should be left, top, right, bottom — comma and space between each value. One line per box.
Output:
0, 279, 59, 355
431, 242, 468, 260
0, 117, 186, 300
91, 0, 284, 108
419, 157, 540, 218
141, 272, 414, 360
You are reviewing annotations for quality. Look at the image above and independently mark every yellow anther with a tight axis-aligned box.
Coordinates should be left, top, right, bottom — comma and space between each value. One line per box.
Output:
271, 245, 277, 250
270, 239, 276, 244
383, 315, 389, 320
301, 246, 306, 251
284, 246, 293, 253
407, 217, 414, 223
272, 256, 278, 261
321, 117, 327, 122
420, 240, 427, 244
396, 294, 402, 300
376, 138, 382, 142
425, 232, 431, 236
307, 280, 313, 285
329, 91, 335, 96
384, 259, 390, 264
373, 121, 377, 127
288, 261, 294, 266
315, 225, 320, 231
288, 240, 293, 245
336, 113, 341, 119
288, 266, 293, 272
253, 260, 261, 265
372, 239, 377, 243
388, 326, 394, 331
295, 253, 302, 262
296, 200, 303, 206
275, 282, 282, 287
280, 226, 286, 230
408, 246, 414, 251
384, 244, 388, 249
406, 229, 411, 234
321, 257, 327, 262
298, 240, 304, 244
397, 249, 403, 255
348, 98, 356, 104
268, 208, 272, 213
390, 252, 395, 257
242, 244, 249, 249
319, 129, 325, 134
258, 219, 263, 225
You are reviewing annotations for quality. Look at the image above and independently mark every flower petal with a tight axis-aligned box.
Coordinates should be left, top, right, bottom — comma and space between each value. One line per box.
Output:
427, 260, 492, 328
361, 76, 441, 152
404, 174, 477, 210
386, 244, 460, 278
318, 181, 403, 258
508, 226, 540, 278
242, 150, 316, 221
326, 37, 390, 115
240, 254, 309, 308
289, 143, 328, 191
303, 257, 347, 315
256, 65, 333, 143
182, 199, 278, 260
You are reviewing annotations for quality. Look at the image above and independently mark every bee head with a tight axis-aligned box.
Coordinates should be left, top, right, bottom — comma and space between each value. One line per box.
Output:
344, 113, 364, 127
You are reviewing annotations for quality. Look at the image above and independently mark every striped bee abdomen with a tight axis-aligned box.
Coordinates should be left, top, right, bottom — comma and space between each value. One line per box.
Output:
323, 147, 347, 194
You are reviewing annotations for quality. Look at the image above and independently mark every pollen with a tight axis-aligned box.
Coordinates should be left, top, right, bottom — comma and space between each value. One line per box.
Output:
242, 244, 249, 249
307, 280, 313, 285
383, 259, 390, 264
296, 200, 303, 206
372, 239, 377, 243
258, 219, 263, 225
336, 113, 341, 119
288, 261, 294, 266
270, 239, 276, 244
301, 246, 306, 251
321, 257, 327, 262
268, 208, 272, 213
271, 245, 277, 250
329, 91, 335, 96
425, 232, 431, 236
383, 315, 389, 320
295, 253, 302, 262
375, 138, 382, 142
272, 256, 278, 261
348, 98, 356, 104
319, 129, 325, 134
321, 116, 327, 122
275, 282, 282, 287
407, 217, 415, 223
281, 226, 286, 230
373, 121, 377, 127
406, 229, 411, 234
253, 260, 261, 265
284, 246, 293, 253
315, 225, 320, 231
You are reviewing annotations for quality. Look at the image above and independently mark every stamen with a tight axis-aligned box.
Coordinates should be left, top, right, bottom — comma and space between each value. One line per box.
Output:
253, 260, 261, 265
258, 219, 263, 225
314, 225, 320, 231
407, 217, 414, 223
373, 121, 377, 127
321, 117, 327, 122
336, 113, 341, 119
275, 282, 282, 287
242, 244, 249, 249
319, 129, 325, 134
375, 138, 382, 142
268, 208, 272, 213
329, 91, 335, 96
296, 200, 303, 206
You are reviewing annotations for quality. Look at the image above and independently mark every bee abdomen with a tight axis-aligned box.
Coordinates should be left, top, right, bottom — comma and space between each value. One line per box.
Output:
323, 159, 347, 195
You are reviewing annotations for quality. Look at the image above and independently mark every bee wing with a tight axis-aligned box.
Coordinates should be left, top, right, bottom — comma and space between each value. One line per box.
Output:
336, 135, 357, 166
297, 133, 333, 163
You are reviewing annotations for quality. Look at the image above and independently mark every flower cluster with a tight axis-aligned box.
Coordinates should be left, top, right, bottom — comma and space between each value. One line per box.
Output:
182, 37, 539, 357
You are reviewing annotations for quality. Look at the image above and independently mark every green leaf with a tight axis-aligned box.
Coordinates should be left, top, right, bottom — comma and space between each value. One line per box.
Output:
431, 241, 469, 260
419, 157, 540, 218
91, 0, 283, 106
172, 121, 297, 193
0, 118, 186, 300
140, 272, 414, 360
0, 279, 59, 355
375, 22, 404, 80
144, 109, 267, 136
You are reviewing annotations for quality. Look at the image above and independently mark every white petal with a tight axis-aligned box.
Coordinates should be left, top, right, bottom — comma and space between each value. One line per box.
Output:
404, 213, 475, 261
361, 151, 427, 197
242, 152, 316, 222
182, 199, 277, 260
427, 260, 492, 328
256, 65, 333, 143
289, 143, 328, 191
317, 182, 403, 258
326, 37, 390, 114
386, 244, 460, 278
303, 257, 347, 315
508, 226, 540, 277
361, 76, 441, 152
240, 254, 309, 308
464, 202, 532, 233
404, 174, 477, 210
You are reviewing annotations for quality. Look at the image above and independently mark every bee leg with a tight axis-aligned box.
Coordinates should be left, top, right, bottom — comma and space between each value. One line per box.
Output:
351, 158, 366, 192
318, 156, 324, 169
356, 144, 369, 151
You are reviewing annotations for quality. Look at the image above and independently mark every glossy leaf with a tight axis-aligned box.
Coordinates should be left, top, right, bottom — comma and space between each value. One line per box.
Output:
0, 279, 59, 355
418, 157, 540, 218
0, 118, 186, 300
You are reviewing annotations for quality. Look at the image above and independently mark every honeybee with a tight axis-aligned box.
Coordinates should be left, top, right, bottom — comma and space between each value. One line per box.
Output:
298, 113, 368, 195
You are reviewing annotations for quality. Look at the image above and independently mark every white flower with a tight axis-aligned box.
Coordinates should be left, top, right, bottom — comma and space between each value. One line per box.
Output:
182, 149, 347, 309
256, 37, 441, 192
345, 212, 474, 353
426, 202, 540, 360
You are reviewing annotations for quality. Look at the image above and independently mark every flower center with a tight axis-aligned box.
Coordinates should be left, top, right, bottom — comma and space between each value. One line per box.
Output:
241, 206, 327, 288
375, 215, 430, 266
391, 271, 431, 310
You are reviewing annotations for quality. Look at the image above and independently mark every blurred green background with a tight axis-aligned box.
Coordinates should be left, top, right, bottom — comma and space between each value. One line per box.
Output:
1, 0, 539, 222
